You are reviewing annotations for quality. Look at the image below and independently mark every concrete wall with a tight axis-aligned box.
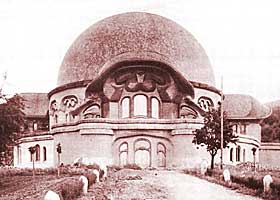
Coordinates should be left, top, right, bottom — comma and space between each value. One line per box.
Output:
260, 143, 280, 167
14, 135, 54, 168
53, 131, 113, 166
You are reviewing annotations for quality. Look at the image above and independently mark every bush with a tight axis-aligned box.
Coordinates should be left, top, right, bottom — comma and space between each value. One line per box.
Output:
271, 182, 280, 198
231, 175, 263, 190
108, 165, 122, 172
86, 163, 100, 170
84, 172, 97, 186
60, 179, 83, 200
123, 164, 142, 170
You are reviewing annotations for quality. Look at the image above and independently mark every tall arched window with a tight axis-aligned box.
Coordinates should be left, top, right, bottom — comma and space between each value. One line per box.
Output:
236, 146, 241, 162
134, 95, 147, 117
35, 144, 40, 161
43, 147, 47, 161
243, 149, 246, 162
157, 143, 166, 167
151, 97, 159, 119
119, 142, 128, 166
134, 139, 151, 168
54, 114, 58, 124
230, 148, 233, 162
121, 97, 130, 118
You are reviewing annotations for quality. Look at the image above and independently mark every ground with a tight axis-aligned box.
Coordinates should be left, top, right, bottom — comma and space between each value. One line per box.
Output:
78, 169, 261, 200
0, 175, 72, 200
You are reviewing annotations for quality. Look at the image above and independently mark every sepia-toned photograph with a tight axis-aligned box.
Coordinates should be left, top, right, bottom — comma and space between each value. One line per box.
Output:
0, 0, 280, 199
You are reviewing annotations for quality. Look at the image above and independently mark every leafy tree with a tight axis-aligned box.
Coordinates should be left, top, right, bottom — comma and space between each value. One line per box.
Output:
0, 94, 25, 164
192, 107, 237, 169
261, 106, 280, 142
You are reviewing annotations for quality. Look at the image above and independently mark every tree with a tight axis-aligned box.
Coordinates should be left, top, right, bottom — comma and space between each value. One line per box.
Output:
0, 94, 25, 164
192, 107, 237, 169
28, 146, 36, 177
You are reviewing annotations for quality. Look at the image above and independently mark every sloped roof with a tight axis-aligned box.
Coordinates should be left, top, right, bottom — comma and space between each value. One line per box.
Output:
20, 93, 48, 117
224, 94, 271, 120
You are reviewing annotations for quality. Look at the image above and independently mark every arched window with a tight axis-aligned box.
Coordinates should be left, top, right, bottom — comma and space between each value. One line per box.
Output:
157, 143, 166, 167
35, 144, 40, 161
30, 150, 33, 162
151, 97, 159, 119
230, 148, 234, 162
134, 95, 147, 117
54, 114, 58, 124
121, 97, 130, 118
119, 142, 128, 166
134, 139, 151, 168
43, 147, 47, 161
243, 149, 246, 162
236, 146, 241, 162
33, 122, 38, 131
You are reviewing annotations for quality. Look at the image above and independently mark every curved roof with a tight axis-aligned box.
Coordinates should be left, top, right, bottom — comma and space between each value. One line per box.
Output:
57, 12, 215, 87
224, 94, 271, 120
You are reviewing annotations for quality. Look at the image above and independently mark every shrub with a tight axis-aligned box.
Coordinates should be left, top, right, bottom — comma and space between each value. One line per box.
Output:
271, 182, 280, 199
60, 179, 83, 200
181, 168, 199, 176
108, 165, 122, 172
84, 172, 97, 186
231, 175, 263, 190
86, 163, 100, 170
123, 164, 142, 170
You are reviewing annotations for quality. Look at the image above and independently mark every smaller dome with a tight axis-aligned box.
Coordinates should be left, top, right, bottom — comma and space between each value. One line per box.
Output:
224, 94, 271, 119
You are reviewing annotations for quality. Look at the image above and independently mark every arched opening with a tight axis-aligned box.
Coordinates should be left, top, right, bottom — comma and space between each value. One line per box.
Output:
43, 147, 47, 161
230, 148, 234, 162
133, 95, 147, 117
54, 114, 58, 124
134, 139, 150, 168
157, 143, 166, 167
243, 149, 246, 162
151, 97, 160, 119
35, 144, 40, 161
119, 142, 128, 166
121, 97, 130, 118
236, 146, 241, 162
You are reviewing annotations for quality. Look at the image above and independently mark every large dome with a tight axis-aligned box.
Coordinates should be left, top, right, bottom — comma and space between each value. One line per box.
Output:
57, 12, 215, 87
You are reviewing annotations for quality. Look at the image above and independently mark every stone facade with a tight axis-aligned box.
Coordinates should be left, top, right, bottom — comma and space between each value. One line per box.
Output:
13, 12, 272, 169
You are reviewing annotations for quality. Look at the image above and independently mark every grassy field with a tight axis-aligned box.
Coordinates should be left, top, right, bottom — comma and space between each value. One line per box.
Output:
182, 163, 280, 200
0, 174, 73, 200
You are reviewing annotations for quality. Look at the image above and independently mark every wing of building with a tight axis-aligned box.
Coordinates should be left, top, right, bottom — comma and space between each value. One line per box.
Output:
13, 12, 272, 169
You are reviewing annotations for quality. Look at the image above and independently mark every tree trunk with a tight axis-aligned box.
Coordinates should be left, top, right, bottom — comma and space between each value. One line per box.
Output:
211, 154, 215, 169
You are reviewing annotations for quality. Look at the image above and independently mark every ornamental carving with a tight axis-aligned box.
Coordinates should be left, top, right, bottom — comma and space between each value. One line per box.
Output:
198, 97, 213, 112
111, 68, 171, 102
179, 105, 198, 119
60, 95, 78, 112
83, 104, 101, 119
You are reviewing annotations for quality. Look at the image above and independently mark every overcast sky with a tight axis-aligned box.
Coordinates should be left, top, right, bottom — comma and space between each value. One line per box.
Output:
0, 0, 280, 103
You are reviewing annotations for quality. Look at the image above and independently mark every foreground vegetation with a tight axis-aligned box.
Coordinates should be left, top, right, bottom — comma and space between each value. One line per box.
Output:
1, 163, 280, 199
0, 165, 98, 200
183, 162, 280, 200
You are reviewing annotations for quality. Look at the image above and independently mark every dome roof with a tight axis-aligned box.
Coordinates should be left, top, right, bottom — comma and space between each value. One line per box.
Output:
224, 94, 272, 119
57, 12, 215, 87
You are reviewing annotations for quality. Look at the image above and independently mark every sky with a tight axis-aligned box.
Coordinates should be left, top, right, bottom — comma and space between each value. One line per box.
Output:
0, 0, 280, 103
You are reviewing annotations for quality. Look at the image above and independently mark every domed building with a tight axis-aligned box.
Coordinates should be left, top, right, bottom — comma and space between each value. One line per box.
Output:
13, 12, 271, 169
